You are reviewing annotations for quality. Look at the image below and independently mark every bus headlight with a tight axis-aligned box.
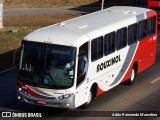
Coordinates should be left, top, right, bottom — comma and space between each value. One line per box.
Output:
58, 93, 73, 100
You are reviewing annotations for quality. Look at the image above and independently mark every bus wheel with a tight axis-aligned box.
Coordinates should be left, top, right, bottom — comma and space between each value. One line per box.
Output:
127, 66, 137, 85
81, 89, 93, 109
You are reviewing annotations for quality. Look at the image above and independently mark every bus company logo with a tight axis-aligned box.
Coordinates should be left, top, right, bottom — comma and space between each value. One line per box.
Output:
2, 112, 11, 117
97, 55, 121, 72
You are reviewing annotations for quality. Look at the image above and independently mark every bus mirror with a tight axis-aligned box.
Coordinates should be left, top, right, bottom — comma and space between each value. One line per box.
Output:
13, 48, 20, 67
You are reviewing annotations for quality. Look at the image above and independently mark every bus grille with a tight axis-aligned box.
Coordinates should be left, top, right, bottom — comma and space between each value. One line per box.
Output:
28, 94, 57, 101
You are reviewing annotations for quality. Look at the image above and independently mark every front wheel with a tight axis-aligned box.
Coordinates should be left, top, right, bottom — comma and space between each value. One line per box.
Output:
81, 89, 93, 109
127, 66, 137, 85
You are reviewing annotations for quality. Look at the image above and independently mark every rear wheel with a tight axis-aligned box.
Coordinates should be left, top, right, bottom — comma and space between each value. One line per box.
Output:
127, 66, 137, 85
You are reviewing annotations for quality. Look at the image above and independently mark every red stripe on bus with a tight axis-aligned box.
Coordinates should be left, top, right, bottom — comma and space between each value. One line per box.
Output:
18, 80, 43, 97
97, 85, 105, 96
121, 36, 157, 83
146, 10, 157, 19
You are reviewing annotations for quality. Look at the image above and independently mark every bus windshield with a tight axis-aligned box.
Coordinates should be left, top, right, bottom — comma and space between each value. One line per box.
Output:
18, 41, 76, 89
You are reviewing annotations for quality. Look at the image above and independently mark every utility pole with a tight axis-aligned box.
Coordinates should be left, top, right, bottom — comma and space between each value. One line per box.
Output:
101, 0, 104, 10
0, 0, 3, 28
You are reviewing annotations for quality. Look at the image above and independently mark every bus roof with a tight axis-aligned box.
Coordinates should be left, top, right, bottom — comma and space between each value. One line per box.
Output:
24, 6, 151, 47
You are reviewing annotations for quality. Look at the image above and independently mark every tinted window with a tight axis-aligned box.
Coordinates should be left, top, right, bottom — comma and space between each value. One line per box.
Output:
128, 23, 137, 45
91, 37, 103, 61
77, 42, 88, 87
138, 20, 147, 40
148, 16, 156, 36
116, 27, 127, 50
104, 32, 115, 55
18, 41, 76, 89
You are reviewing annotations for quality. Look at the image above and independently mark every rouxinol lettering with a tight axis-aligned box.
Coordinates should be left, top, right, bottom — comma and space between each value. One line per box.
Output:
97, 55, 121, 72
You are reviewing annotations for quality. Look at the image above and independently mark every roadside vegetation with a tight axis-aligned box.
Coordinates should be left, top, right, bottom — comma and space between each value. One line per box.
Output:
1, 0, 96, 54
4, 0, 97, 8
4, 0, 137, 8
1, 0, 138, 54
0, 14, 81, 54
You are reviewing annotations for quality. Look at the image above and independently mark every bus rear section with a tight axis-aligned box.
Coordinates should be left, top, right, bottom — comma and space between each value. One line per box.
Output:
148, 0, 160, 24
17, 6, 157, 109
121, 10, 157, 83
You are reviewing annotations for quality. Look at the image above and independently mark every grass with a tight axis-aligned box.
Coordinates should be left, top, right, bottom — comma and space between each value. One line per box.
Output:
4, 0, 98, 8
0, 28, 26, 54
0, 14, 81, 54
4, 0, 139, 8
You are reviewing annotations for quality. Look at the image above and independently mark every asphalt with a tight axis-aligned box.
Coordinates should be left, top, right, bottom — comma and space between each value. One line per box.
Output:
4, 7, 100, 17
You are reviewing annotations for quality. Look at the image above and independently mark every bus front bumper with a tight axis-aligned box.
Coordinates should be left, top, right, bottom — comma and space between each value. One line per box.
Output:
17, 90, 76, 109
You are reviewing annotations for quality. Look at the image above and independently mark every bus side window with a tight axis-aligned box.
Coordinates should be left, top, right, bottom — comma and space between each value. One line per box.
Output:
76, 42, 88, 87
91, 37, 103, 61
148, 16, 156, 36
138, 20, 147, 40
128, 23, 137, 45
104, 32, 115, 55
116, 27, 127, 50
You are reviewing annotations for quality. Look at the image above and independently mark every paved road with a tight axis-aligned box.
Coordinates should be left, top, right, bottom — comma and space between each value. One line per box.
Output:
4, 7, 100, 17
3, 1, 146, 17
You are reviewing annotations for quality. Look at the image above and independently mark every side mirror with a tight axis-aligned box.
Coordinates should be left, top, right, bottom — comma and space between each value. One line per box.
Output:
12, 48, 20, 68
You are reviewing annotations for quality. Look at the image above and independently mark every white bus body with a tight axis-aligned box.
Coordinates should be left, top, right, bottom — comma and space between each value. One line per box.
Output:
17, 6, 157, 109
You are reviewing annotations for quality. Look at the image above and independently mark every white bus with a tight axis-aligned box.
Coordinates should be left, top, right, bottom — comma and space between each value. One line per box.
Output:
17, 6, 157, 109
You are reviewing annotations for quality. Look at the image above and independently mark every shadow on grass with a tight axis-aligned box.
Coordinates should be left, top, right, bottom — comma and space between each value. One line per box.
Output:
69, 0, 147, 14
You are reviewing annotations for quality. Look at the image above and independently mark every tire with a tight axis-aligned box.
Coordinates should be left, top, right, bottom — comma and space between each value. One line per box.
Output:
81, 89, 93, 109
127, 66, 137, 85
